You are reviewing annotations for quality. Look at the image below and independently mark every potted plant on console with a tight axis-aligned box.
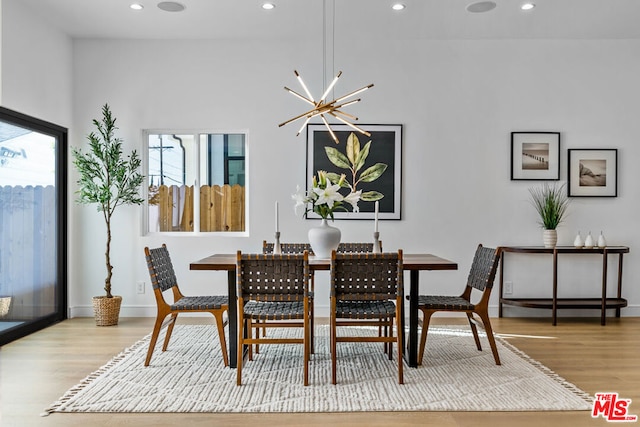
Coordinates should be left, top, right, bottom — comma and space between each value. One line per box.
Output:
529, 182, 570, 248
72, 104, 145, 326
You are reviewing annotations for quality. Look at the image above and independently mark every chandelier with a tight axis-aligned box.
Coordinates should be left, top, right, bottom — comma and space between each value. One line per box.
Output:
278, 0, 373, 144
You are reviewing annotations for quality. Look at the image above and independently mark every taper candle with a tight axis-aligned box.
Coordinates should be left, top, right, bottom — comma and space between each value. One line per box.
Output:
374, 201, 379, 232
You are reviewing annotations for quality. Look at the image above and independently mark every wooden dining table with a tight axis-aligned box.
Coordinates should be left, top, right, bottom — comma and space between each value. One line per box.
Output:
190, 253, 458, 368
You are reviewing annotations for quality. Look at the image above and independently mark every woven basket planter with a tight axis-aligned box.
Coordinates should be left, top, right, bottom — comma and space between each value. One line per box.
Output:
92, 295, 122, 326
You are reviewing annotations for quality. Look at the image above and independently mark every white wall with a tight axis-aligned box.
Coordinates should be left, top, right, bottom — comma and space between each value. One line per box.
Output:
0, 0, 72, 126
65, 37, 640, 318
2, 1, 638, 319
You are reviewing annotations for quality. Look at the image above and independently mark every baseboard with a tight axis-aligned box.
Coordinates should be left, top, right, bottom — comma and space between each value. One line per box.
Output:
68, 303, 640, 319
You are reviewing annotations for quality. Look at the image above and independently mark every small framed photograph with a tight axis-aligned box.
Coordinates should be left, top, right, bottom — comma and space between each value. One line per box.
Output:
306, 124, 402, 220
510, 132, 560, 180
568, 149, 618, 197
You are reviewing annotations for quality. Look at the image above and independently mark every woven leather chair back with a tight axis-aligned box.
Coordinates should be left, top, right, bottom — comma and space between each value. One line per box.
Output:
145, 244, 178, 292
330, 251, 403, 301
263, 242, 312, 254
237, 252, 310, 302
262, 241, 378, 254
466, 245, 501, 292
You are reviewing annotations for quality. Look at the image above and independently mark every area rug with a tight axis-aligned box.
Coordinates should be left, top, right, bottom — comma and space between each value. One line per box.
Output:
44, 325, 593, 414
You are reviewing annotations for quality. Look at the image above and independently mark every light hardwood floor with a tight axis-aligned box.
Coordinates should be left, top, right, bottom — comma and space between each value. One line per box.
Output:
1, 316, 638, 427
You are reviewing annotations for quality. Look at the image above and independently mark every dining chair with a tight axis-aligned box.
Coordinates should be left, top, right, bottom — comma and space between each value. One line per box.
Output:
236, 251, 312, 386
260, 241, 382, 354
330, 250, 404, 385
414, 244, 502, 366
143, 244, 229, 367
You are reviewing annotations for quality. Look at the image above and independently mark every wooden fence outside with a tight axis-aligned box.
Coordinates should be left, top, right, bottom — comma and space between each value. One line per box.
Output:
0, 185, 57, 320
152, 184, 245, 232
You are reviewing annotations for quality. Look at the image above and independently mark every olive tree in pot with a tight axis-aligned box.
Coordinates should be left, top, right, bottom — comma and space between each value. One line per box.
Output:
72, 104, 144, 326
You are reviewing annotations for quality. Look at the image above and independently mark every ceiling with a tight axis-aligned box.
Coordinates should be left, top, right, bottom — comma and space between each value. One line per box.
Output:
17, 0, 640, 41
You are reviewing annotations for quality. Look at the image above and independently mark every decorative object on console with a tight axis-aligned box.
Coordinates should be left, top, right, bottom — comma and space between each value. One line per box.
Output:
597, 231, 607, 248
511, 132, 560, 181
72, 104, 145, 326
584, 232, 594, 249
567, 149, 618, 197
573, 231, 583, 248
528, 182, 570, 248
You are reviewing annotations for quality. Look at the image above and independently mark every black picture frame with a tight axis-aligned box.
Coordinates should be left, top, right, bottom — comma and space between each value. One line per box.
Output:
510, 132, 561, 180
306, 124, 402, 220
568, 149, 618, 197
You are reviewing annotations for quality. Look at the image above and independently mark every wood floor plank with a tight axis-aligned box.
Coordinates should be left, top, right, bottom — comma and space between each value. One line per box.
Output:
1, 316, 638, 426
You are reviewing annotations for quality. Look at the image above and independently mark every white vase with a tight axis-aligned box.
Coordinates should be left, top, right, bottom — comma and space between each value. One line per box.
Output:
543, 229, 557, 248
308, 218, 341, 258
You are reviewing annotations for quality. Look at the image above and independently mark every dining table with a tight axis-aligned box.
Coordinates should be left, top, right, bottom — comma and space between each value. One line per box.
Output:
190, 252, 458, 368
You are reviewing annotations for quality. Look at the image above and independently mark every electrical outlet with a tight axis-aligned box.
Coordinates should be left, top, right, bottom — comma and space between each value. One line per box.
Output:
504, 281, 513, 295
136, 281, 145, 294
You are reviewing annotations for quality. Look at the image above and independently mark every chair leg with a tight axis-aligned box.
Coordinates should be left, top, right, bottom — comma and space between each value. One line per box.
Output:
304, 312, 310, 386
330, 306, 337, 385
466, 312, 483, 351
161, 312, 178, 351
247, 318, 254, 361
387, 317, 393, 361
254, 320, 260, 355
144, 315, 167, 366
476, 310, 501, 365
417, 309, 435, 365
237, 312, 245, 386
213, 309, 229, 367
310, 304, 315, 355
396, 305, 403, 385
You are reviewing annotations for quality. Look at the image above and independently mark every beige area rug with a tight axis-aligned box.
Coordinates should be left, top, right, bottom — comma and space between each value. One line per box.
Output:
44, 325, 593, 414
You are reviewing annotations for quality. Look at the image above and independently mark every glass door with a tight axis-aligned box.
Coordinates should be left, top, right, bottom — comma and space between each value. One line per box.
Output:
0, 107, 67, 346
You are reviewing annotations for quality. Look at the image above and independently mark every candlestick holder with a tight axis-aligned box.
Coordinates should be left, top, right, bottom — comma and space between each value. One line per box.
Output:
373, 231, 381, 254
274, 231, 282, 255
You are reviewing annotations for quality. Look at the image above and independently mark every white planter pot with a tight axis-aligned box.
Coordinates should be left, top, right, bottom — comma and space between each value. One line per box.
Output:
543, 229, 557, 248
308, 219, 341, 258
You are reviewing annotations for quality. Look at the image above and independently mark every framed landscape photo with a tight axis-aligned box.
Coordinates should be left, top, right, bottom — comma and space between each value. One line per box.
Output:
568, 149, 618, 197
306, 124, 402, 220
510, 132, 560, 180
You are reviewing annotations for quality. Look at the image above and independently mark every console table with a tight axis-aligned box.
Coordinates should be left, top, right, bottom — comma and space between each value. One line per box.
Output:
498, 246, 629, 325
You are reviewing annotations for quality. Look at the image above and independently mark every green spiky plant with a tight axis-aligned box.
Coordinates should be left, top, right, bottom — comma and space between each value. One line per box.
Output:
528, 183, 570, 230
72, 104, 145, 298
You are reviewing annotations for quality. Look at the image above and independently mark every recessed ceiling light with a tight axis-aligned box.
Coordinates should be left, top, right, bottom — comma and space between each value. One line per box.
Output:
466, 1, 497, 13
521, 3, 535, 10
392, 3, 406, 11
262, 2, 276, 10
130, 3, 144, 10
157, 2, 185, 12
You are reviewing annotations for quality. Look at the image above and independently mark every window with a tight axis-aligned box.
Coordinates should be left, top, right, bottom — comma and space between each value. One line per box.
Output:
0, 107, 67, 346
145, 131, 247, 234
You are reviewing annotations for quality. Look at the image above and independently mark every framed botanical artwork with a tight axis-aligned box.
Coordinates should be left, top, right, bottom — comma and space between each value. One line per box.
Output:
306, 124, 402, 220
510, 132, 561, 180
568, 149, 618, 197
